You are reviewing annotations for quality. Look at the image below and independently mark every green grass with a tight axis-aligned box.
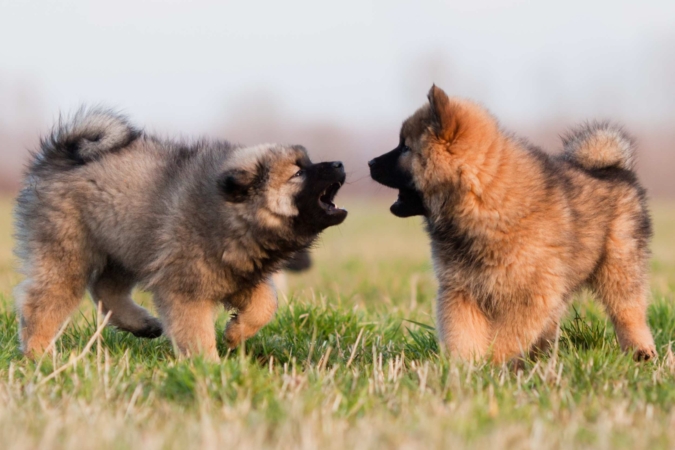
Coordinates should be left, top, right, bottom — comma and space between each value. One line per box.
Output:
1, 197, 675, 449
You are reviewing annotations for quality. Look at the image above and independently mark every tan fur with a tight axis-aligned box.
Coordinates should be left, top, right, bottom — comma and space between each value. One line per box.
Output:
156, 293, 220, 361
399, 86, 655, 364
225, 279, 278, 349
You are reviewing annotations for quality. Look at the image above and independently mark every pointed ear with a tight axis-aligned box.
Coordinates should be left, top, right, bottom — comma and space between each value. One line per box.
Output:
427, 84, 460, 142
217, 168, 258, 203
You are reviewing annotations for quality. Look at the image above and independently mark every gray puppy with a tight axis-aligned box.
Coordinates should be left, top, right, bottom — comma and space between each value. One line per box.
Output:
14, 107, 347, 360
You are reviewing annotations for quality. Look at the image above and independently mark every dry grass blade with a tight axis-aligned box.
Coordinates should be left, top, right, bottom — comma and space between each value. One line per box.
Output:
346, 328, 364, 368
35, 311, 112, 388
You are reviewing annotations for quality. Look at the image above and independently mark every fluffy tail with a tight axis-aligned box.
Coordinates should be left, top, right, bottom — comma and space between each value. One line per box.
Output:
562, 121, 636, 171
37, 106, 140, 168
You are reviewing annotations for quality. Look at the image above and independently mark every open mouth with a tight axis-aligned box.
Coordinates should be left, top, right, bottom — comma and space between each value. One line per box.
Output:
390, 187, 426, 218
318, 182, 345, 214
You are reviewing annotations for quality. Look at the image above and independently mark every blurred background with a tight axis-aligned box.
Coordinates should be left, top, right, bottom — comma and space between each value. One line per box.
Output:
1, 0, 673, 197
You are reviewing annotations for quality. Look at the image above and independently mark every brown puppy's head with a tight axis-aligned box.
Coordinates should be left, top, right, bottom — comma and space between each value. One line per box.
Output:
369, 85, 499, 217
367, 132, 426, 217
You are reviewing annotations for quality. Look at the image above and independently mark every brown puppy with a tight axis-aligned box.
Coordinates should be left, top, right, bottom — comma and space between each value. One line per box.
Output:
369, 85, 655, 364
14, 107, 347, 360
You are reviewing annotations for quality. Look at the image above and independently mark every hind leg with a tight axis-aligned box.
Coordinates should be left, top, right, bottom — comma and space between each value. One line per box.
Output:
89, 262, 162, 338
225, 279, 278, 349
592, 254, 656, 361
16, 253, 89, 357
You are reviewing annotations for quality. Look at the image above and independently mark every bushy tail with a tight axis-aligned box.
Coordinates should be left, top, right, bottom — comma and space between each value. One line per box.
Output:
35, 106, 141, 169
562, 121, 636, 171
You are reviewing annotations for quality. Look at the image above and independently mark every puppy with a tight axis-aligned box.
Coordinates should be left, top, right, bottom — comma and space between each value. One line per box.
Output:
369, 85, 655, 363
14, 107, 347, 360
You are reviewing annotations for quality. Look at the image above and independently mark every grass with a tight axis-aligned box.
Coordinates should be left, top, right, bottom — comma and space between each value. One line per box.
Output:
1, 196, 675, 449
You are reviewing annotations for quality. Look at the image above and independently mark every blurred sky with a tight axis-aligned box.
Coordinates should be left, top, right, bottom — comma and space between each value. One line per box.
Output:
1, 0, 674, 133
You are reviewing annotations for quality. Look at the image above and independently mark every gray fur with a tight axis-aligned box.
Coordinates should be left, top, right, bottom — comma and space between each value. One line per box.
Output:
45, 106, 141, 163
14, 106, 347, 358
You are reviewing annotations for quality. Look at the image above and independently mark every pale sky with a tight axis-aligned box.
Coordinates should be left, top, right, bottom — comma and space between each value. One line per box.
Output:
1, 0, 674, 132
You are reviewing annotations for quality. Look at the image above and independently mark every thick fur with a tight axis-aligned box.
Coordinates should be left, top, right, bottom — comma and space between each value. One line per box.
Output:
15, 108, 347, 360
562, 121, 636, 171
38, 106, 142, 167
369, 85, 655, 364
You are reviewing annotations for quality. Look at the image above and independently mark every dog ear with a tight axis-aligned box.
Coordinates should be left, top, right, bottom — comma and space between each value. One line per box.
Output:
218, 168, 259, 203
427, 85, 460, 142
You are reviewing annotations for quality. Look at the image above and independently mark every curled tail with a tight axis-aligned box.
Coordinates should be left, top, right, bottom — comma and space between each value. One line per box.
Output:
35, 106, 141, 170
562, 121, 636, 171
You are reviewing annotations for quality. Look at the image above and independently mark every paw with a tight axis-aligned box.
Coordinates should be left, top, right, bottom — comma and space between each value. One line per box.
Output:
225, 337, 240, 349
634, 347, 657, 362
224, 312, 243, 349
224, 325, 243, 349
130, 317, 163, 339
21, 341, 49, 359
509, 357, 526, 373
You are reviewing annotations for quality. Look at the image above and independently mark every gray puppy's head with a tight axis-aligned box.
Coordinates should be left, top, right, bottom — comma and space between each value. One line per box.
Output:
218, 144, 348, 238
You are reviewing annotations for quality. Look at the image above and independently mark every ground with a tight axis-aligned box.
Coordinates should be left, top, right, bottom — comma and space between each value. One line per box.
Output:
1, 196, 675, 449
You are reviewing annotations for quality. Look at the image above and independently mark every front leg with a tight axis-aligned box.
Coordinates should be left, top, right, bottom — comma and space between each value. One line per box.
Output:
154, 291, 219, 361
225, 279, 278, 349
436, 288, 491, 360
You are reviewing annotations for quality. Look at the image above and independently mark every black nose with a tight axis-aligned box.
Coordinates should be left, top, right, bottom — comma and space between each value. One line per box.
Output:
331, 161, 343, 169
368, 159, 376, 167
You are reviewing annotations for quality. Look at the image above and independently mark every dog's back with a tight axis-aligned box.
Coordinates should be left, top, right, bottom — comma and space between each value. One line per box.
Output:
15, 108, 239, 274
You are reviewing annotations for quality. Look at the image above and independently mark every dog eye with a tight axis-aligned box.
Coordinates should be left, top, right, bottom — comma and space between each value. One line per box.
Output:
292, 169, 304, 178
401, 145, 411, 153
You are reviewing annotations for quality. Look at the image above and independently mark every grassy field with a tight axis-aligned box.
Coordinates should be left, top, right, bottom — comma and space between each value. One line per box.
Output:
1, 195, 675, 449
